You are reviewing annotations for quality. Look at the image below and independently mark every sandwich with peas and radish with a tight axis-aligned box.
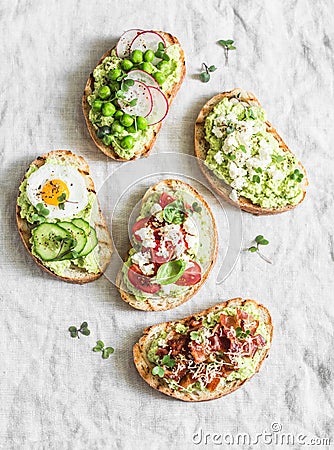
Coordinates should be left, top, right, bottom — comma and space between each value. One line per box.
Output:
16, 150, 112, 283
116, 179, 218, 311
83, 29, 186, 161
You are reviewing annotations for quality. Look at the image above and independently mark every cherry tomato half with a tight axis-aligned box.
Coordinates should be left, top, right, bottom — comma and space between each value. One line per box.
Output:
159, 192, 176, 209
175, 261, 202, 286
150, 240, 174, 264
132, 217, 149, 241
127, 264, 161, 294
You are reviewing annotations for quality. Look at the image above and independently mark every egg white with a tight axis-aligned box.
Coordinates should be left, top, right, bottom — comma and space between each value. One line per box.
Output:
26, 164, 89, 219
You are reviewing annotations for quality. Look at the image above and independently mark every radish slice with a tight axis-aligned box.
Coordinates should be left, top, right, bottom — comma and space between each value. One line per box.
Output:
126, 69, 159, 88
146, 87, 169, 125
118, 80, 153, 117
116, 29, 143, 58
130, 31, 166, 55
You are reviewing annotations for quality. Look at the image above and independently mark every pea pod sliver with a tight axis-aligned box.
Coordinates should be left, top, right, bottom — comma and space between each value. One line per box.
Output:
57, 222, 87, 254
71, 218, 98, 256
31, 223, 74, 262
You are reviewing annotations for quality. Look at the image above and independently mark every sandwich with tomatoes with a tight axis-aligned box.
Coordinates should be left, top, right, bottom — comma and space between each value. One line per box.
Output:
133, 298, 273, 401
116, 179, 218, 311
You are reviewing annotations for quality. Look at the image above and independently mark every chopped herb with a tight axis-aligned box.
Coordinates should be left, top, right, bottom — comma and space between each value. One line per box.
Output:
239, 145, 247, 153
68, 321, 90, 338
252, 175, 261, 184
272, 154, 285, 163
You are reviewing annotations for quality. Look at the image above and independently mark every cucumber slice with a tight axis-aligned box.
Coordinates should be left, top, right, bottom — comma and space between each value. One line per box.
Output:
58, 222, 87, 255
72, 218, 98, 256
32, 223, 74, 262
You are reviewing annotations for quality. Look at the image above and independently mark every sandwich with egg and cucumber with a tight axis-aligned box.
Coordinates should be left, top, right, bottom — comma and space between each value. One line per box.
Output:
16, 150, 112, 283
134, 298, 273, 401
83, 29, 186, 161
116, 179, 218, 311
195, 88, 308, 215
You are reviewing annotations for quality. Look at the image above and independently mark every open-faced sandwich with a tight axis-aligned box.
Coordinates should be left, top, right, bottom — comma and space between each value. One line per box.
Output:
116, 179, 217, 311
134, 298, 273, 401
83, 29, 186, 161
195, 88, 308, 215
16, 150, 112, 283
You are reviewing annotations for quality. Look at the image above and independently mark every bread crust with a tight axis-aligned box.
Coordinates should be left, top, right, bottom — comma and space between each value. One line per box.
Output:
133, 297, 273, 401
16, 150, 113, 284
194, 88, 308, 215
116, 179, 218, 311
82, 31, 186, 161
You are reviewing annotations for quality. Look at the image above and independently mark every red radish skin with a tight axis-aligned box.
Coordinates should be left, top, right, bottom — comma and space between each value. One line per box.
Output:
116, 29, 143, 58
146, 87, 169, 125
118, 80, 153, 117
129, 31, 166, 55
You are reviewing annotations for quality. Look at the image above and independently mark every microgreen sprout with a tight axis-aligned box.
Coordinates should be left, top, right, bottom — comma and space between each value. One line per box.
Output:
289, 169, 304, 183
199, 63, 217, 83
152, 354, 176, 378
247, 235, 272, 264
31, 203, 50, 223
218, 39, 236, 64
152, 365, 165, 377
235, 327, 251, 340
68, 322, 90, 338
92, 340, 114, 359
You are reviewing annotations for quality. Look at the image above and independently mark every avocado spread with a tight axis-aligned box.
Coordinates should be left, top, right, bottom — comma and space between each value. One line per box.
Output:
17, 158, 100, 275
88, 44, 182, 160
148, 303, 270, 393
204, 97, 304, 208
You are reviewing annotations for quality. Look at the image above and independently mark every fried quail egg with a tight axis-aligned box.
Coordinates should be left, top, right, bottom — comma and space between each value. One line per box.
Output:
26, 164, 88, 219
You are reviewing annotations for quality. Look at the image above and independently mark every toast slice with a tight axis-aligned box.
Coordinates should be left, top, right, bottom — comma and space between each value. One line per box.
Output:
195, 88, 308, 215
133, 298, 273, 401
16, 150, 112, 283
116, 179, 218, 311
82, 31, 186, 161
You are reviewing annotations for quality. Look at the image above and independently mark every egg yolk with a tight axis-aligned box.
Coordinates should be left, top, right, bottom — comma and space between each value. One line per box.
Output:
41, 179, 70, 206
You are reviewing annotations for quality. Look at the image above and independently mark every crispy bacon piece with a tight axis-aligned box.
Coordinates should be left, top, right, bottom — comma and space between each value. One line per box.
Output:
156, 348, 168, 357
188, 341, 206, 364
206, 377, 221, 392
168, 335, 187, 357
208, 334, 230, 352
220, 314, 237, 329
179, 373, 197, 388
253, 334, 266, 347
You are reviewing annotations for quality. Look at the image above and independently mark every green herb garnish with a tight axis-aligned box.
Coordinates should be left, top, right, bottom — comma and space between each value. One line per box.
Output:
32, 203, 50, 223
154, 259, 186, 285
155, 42, 170, 61
152, 365, 165, 378
235, 327, 251, 340
163, 199, 186, 224
92, 340, 114, 359
289, 168, 304, 183
248, 235, 272, 264
161, 354, 176, 368
199, 63, 217, 83
218, 39, 236, 64
252, 175, 261, 184
68, 321, 90, 338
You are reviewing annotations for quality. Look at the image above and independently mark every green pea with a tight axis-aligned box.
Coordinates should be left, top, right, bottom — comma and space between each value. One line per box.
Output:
144, 50, 155, 62
137, 116, 148, 130
108, 69, 122, 81
98, 85, 111, 100
121, 59, 134, 71
109, 81, 120, 92
131, 49, 143, 64
102, 102, 116, 117
156, 60, 169, 71
114, 110, 123, 119
127, 125, 136, 133
102, 135, 113, 146
121, 135, 135, 149
153, 72, 166, 85
140, 62, 153, 74
92, 100, 103, 112
120, 114, 134, 127
112, 120, 124, 134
